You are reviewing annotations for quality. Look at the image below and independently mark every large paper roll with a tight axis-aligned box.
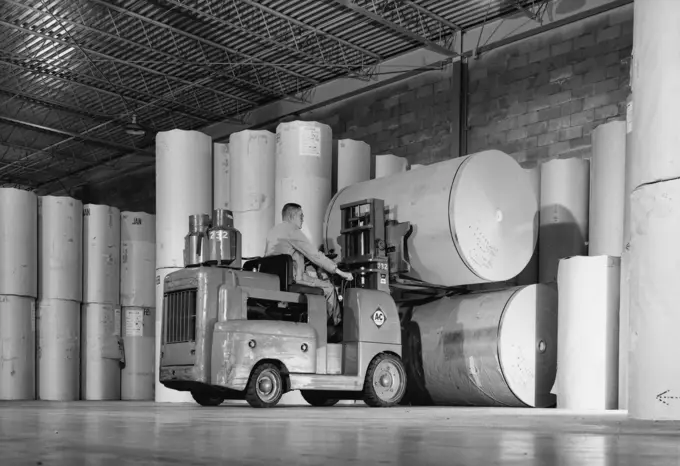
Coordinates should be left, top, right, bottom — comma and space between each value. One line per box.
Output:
628, 179, 680, 420
538, 158, 590, 283
36, 299, 80, 401
515, 166, 541, 286
121, 212, 155, 307
155, 267, 194, 403
38, 196, 83, 301
230, 130, 276, 258
0, 295, 35, 400
375, 154, 408, 179
325, 150, 538, 286
81, 303, 122, 400
555, 255, 620, 410
0, 188, 37, 298
121, 306, 155, 401
83, 204, 121, 305
589, 121, 626, 257
332, 139, 372, 194
213, 142, 231, 211
408, 284, 557, 407
156, 129, 213, 268
275, 121, 332, 249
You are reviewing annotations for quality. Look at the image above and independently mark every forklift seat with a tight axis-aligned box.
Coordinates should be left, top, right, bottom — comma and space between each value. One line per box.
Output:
242, 255, 324, 296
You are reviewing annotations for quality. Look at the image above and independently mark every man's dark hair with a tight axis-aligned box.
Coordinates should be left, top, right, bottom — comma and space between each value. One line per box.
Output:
282, 203, 302, 220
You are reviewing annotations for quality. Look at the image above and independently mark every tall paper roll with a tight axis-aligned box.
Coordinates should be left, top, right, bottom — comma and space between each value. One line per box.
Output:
121, 306, 155, 401
275, 121, 332, 248
121, 212, 155, 307
332, 139, 372, 194
156, 129, 213, 268
213, 142, 231, 211
515, 166, 541, 286
38, 196, 83, 301
230, 130, 276, 258
555, 255, 620, 410
0, 295, 35, 400
628, 179, 680, 420
589, 121, 627, 257
538, 158, 590, 283
0, 188, 37, 298
83, 204, 121, 305
155, 267, 194, 403
375, 154, 408, 179
36, 299, 80, 401
81, 303, 122, 400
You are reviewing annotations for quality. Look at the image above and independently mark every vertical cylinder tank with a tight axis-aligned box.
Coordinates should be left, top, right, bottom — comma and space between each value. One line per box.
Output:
0, 188, 37, 298
213, 142, 231, 211
121, 306, 155, 400
120, 211, 155, 307
0, 295, 35, 400
81, 303, 122, 400
83, 204, 121, 305
374, 154, 408, 179
406, 284, 557, 407
324, 150, 538, 286
36, 299, 80, 401
332, 139, 372, 194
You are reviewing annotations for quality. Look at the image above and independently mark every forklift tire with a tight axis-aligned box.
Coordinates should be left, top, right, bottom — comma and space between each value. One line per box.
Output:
245, 363, 284, 408
191, 390, 225, 407
363, 353, 407, 407
300, 390, 340, 407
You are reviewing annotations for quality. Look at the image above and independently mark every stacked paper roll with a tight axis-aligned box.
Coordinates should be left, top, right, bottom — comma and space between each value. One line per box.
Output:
83, 204, 121, 305
375, 154, 408, 179
589, 121, 627, 257
81, 303, 122, 400
155, 267, 193, 403
36, 299, 81, 400
0, 188, 37, 400
156, 129, 213, 268
538, 158, 590, 283
332, 139, 372, 194
555, 255, 620, 410
213, 142, 231, 211
230, 130, 276, 258
36, 196, 83, 401
275, 121, 332, 249
515, 166, 541, 286
120, 211, 155, 400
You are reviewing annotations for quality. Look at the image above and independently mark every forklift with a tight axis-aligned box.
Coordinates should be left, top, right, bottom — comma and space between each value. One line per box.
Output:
158, 199, 410, 408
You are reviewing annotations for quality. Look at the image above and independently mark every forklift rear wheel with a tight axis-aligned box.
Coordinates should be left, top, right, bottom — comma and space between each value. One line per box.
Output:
363, 353, 407, 407
191, 390, 225, 407
301, 390, 340, 407
245, 363, 284, 408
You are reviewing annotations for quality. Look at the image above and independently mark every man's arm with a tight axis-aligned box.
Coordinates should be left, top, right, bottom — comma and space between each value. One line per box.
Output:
287, 229, 338, 274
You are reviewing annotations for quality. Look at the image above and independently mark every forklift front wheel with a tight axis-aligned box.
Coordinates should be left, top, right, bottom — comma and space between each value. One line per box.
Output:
191, 390, 225, 407
246, 363, 284, 408
363, 353, 407, 407
301, 390, 340, 407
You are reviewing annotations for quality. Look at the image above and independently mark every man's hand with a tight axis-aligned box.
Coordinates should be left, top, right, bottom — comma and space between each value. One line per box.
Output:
337, 269, 354, 281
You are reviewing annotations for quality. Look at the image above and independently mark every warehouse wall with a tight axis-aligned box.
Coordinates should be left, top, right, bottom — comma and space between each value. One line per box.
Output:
79, 4, 633, 212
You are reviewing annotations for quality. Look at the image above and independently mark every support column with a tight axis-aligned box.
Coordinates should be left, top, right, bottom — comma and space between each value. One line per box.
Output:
628, 0, 680, 420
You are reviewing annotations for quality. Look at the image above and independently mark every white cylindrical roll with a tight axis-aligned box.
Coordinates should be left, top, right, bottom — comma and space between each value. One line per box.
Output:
589, 121, 626, 257
631, 0, 680, 186
81, 303, 121, 401
515, 166, 541, 286
332, 139, 372, 194
155, 267, 194, 403
0, 295, 35, 400
156, 129, 213, 268
36, 299, 80, 401
555, 255, 620, 410
122, 306, 155, 401
623, 93, 636, 245
120, 212, 155, 307
83, 204, 121, 305
375, 154, 408, 179
410, 164, 425, 170
538, 158, 590, 283
0, 188, 37, 298
628, 180, 680, 420
230, 130, 276, 258
618, 247, 631, 410
275, 121, 332, 249
38, 196, 83, 301
213, 142, 231, 211
325, 150, 538, 286
408, 284, 557, 407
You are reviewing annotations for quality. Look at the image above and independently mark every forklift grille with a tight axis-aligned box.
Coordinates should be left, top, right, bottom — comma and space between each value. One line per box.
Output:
164, 289, 197, 343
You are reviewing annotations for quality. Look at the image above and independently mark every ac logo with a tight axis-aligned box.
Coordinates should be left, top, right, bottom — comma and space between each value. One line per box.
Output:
372, 308, 386, 328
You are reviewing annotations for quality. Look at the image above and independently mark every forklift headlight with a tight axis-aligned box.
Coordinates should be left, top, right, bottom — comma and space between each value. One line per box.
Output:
248, 339, 256, 349
301, 343, 308, 352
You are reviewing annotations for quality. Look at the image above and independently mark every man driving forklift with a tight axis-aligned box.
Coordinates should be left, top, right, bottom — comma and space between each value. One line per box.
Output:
264, 203, 353, 342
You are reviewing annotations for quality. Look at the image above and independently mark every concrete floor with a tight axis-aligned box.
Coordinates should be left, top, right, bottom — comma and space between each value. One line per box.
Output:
1, 402, 680, 465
